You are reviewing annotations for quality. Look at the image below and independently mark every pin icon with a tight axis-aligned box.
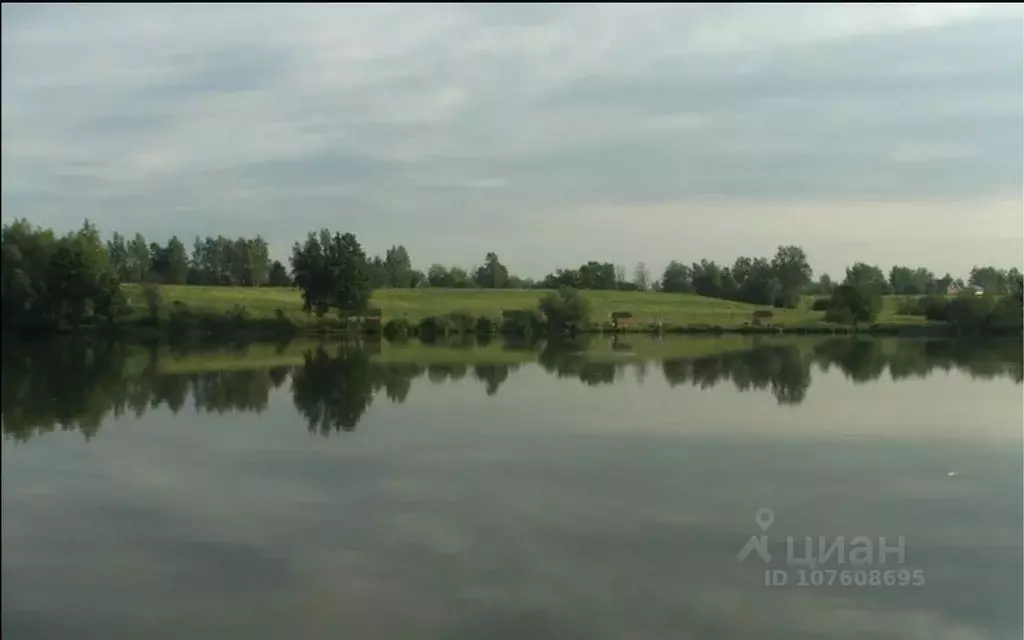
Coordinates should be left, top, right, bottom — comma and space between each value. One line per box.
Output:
755, 508, 775, 531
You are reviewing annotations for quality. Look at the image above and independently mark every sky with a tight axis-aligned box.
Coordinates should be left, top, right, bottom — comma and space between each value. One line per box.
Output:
2, 3, 1022, 279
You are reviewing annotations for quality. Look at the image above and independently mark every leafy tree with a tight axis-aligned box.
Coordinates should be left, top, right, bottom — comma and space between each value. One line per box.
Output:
267, 260, 292, 287
661, 261, 695, 293
771, 245, 813, 302
127, 233, 150, 283
161, 236, 189, 284
290, 230, 373, 319
576, 261, 617, 290
106, 232, 131, 282
427, 264, 450, 287
538, 287, 591, 332
844, 263, 891, 296
383, 245, 413, 288
473, 252, 509, 289
2, 219, 125, 330
449, 266, 472, 288
824, 284, 882, 326
808, 273, 834, 295
946, 294, 997, 331
691, 259, 725, 298
969, 266, 1018, 294
889, 265, 935, 295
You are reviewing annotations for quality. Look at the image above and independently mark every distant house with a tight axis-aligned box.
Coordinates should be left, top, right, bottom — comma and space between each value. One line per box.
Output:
946, 282, 984, 296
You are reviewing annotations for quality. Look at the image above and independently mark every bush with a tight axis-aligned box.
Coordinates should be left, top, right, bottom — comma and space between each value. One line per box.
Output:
538, 287, 591, 333
918, 295, 950, 321
475, 315, 496, 335
501, 309, 545, 336
810, 298, 830, 311
990, 295, 1024, 332
445, 310, 476, 334
418, 315, 452, 340
946, 295, 996, 331
383, 317, 412, 340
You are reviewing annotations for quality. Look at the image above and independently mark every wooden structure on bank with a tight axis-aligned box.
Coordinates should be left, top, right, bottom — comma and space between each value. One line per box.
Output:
610, 311, 635, 329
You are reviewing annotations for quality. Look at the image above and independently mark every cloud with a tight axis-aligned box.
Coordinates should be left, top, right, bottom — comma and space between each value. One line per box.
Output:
2, 4, 1022, 277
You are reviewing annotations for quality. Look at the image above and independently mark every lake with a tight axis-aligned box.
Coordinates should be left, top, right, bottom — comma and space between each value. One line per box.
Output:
2, 336, 1022, 640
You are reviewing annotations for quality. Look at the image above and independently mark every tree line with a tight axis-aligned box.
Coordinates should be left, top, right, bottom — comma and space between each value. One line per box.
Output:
3, 217, 1021, 332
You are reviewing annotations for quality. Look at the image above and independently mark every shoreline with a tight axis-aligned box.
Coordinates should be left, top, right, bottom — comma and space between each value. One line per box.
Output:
4, 317, 1019, 340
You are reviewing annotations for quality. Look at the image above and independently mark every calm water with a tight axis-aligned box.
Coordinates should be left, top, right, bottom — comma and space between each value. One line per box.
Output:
3, 336, 1022, 640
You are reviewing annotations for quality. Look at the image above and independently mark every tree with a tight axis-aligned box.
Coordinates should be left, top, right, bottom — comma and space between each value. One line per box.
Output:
449, 266, 472, 288
736, 258, 780, 305
427, 264, 450, 287
844, 263, 890, 296
691, 259, 724, 298
106, 232, 130, 282
384, 245, 413, 288
473, 252, 509, 289
661, 261, 694, 293
825, 284, 882, 327
290, 230, 373, 319
969, 266, 1015, 294
163, 236, 189, 284
127, 233, 150, 283
889, 265, 934, 295
267, 260, 291, 287
2, 219, 125, 330
633, 262, 650, 291
538, 287, 591, 332
809, 274, 835, 295
771, 245, 812, 304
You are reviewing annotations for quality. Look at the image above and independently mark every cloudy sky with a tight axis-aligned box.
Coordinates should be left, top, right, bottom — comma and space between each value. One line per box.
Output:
2, 4, 1022, 279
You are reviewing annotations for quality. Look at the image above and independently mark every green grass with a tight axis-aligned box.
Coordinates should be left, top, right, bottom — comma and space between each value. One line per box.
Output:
124, 284, 854, 327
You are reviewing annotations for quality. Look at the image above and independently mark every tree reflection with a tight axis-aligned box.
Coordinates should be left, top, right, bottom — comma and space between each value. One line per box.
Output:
662, 345, 811, 405
2, 337, 1020, 442
290, 346, 377, 435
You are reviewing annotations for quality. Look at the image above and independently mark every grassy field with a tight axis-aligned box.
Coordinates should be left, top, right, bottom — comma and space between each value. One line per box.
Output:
123, 284, 908, 328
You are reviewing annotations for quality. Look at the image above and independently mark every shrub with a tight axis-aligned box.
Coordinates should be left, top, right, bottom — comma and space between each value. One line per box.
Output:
917, 295, 950, 321
990, 295, 1024, 332
500, 309, 545, 336
418, 315, 452, 340
810, 298, 830, 311
475, 315, 496, 335
946, 294, 996, 331
538, 287, 591, 332
383, 317, 412, 340
445, 310, 476, 334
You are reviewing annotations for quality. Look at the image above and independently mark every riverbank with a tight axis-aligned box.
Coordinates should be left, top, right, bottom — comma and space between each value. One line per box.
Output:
4, 284, 1019, 339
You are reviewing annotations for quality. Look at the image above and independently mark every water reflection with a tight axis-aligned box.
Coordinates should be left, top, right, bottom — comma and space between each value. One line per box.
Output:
2, 337, 1020, 442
